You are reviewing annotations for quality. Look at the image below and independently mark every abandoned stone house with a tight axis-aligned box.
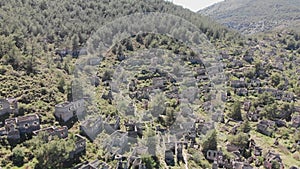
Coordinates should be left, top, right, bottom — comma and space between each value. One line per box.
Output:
246, 111, 260, 122
124, 147, 151, 168
221, 92, 227, 102
184, 131, 197, 147
129, 90, 148, 102
263, 151, 284, 169
202, 101, 211, 112
206, 150, 224, 166
33, 126, 68, 140
0, 98, 18, 116
165, 148, 175, 166
33, 127, 86, 159
257, 88, 295, 102
116, 160, 128, 169
257, 120, 276, 137
226, 143, 241, 153
156, 125, 167, 135
55, 48, 87, 59
104, 131, 128, 155
243, 101, 252, 112
272, 61, 284, 71
230, 80, 246, 88
87, 57, 101, 66
54, 99, 85, 122
130, 145, 149, 159
257, 88, 274, 95
80, 117, 103, 141
249, 79, 262, 88
291, 114, 300, 128
101, 90, 114, 104
253, 146, 262, 156
195, 68, 206, 77
196, 75, 209, 82
0, 126, 6, 134
128, 79, 137, 92
129, 157, 147, 169
5, 122, 20, 140
274, 91, 284, 101
282, 92, 295, 102
176, 143, 185, 165
125, 102, 136, 116
152, 77, 168, 91
102, 116, 121, 135
243, 54, 254, 63
232, 60, 244, 68
76, 160, 110, 169
104, 122, 118, 135
196, 120, 214, 136
4, 114, 40, 140
70, 134, 86, 159
275, 119, 286, 128
294, 106, 300, 112
232, 161, 253, 169
235, 88, 248, 96
17, 114, 40, 134
125, 122, 144, 144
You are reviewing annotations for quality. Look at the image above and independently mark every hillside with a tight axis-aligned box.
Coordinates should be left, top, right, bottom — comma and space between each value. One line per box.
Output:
199, 0, 300, 34
0, 0, 237, 131
0, 0, 300, 169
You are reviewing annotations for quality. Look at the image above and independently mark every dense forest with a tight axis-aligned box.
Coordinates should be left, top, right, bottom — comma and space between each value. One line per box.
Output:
0, 0, 299, 168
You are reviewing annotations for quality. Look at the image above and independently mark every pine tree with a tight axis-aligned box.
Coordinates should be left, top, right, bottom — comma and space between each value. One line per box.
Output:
202, 130, 217, 156
58, 78, 66, 93
230, 101, 242, 121
240, 120, 251, 133
33, 135, 75, 168
11, 146, 25, 167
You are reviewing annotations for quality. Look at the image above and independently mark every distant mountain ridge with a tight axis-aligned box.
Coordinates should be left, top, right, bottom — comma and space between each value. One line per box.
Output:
199, 0, 300, 34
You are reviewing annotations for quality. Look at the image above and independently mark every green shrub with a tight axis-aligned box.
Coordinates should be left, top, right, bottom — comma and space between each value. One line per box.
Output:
12, 145, 25, 167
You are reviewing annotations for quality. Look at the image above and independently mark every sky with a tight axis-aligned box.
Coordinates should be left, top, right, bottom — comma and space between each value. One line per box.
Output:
171, 0, 224, 12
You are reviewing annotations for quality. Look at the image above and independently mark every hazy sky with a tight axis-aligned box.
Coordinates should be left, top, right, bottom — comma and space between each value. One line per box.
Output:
172, 0, 224, 12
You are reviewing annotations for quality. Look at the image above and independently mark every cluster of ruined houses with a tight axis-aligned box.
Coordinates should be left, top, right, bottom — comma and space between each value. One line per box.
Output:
0, 98, 18, 116
79, 34, 298, 168
126, 70, 180, 98
76, 116, 149, 169
206, 142, 285, 169
94, 66, 298, 168
77, 112, 217, 168
55, 48, 87, 59
211, 114, 291, 169
124, 67, 211, 115
211, 97, 300, 169
240, 100, 300, 136
1, 94, 151, 168
220, 45, 296, 101
228, 79, 295, 101
0, 98, 87, 160
74, 160, 110, 169
86, 115, 293, 169
218, 123, 264, 168
226, 78, 300, 137
51, 99, 143, 168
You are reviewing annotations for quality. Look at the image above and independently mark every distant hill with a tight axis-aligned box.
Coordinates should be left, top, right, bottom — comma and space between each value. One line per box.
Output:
199, 0, 300, 34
